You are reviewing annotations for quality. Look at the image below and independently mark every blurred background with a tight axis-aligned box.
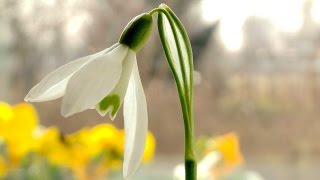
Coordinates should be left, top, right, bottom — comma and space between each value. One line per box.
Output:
1, 0, 320, 179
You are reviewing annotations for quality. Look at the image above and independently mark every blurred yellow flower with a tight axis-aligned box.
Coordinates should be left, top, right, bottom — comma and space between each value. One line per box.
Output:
0, 102, 38, 165
0, 101, 156, 179
0, 102, 38, 138
143, 131, 156, 163
209, 133, 243, 166
0, 102, 14, 123
0, 156, 7, 177
82, 124, 120, 156
35, 127, 70, 166
207, 132, 243, 177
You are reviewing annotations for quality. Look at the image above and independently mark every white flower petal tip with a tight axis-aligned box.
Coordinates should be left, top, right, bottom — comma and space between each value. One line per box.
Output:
109, 114, 116, 121
61, 45, 129, 117
123, 59, 148, 179
24, 93, 35, 102
24, 79, 67, 102
24, 44, 121, 103
24, 94, 31, 102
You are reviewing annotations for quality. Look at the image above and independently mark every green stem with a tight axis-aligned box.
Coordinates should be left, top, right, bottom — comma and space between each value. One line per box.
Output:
151, 7, 197, 180
183, 102, 196, 180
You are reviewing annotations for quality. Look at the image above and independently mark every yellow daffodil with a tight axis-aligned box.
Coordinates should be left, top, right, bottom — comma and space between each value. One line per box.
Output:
84, 124, 120, 156
0, 156, 6, 177
35, 127, 71, 167
142, 131, 156, 163
208, 132, 243, 173
0, 102, 38, 165
0, 103, 14, 123
0, 101, 156, 179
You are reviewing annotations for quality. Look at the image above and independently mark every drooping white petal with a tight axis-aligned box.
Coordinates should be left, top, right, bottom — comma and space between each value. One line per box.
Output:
61, 44, 129, 117
123, 58, 148, 179
24, 44, 120, 102
95, 49, 136, 120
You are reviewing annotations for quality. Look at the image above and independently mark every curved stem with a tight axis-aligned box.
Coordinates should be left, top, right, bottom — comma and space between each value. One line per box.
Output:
152, 7, 197, 180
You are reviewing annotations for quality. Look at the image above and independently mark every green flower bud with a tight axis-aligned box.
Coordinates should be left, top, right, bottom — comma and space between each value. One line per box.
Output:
119, 13, 153, 51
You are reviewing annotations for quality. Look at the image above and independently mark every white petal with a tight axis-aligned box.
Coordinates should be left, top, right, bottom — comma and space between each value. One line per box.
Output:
61, 44, 129, 117
123, 58, 148, 179
95, 49, 136, 120
25, 44, 119, 102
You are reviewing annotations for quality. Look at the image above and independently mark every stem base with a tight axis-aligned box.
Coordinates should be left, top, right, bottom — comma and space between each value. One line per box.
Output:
185, 159, 197, 180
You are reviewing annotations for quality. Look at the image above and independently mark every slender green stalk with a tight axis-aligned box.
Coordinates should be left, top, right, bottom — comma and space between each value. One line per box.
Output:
150, 7, 197, 180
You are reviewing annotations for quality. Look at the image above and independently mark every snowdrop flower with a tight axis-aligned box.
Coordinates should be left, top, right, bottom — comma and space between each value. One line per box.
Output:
25, 13, 153, 179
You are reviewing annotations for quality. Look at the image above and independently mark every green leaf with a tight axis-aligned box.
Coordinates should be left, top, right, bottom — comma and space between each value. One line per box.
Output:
157, 4, 193, 105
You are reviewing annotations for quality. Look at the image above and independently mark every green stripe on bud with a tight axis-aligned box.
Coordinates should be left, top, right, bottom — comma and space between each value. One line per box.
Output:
99, 94, 121, 118
119, 13, 153, 51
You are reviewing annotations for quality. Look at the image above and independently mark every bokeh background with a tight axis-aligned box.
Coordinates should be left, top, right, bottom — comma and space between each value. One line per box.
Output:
1, 0, 320, 179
